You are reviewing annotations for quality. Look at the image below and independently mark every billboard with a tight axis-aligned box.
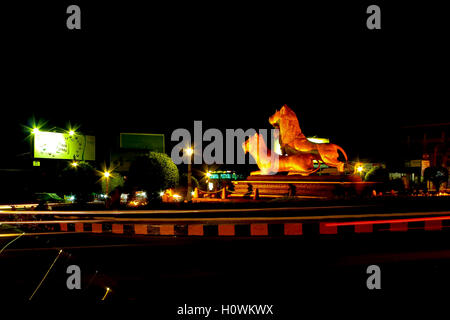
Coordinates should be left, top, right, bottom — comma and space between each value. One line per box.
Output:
120, 133, 165, 153
34, 131, 95, 160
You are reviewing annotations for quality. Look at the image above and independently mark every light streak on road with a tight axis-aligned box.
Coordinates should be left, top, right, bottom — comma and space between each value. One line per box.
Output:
0, 205, 376, 215
0, 219, 112, 225
29, 249, 63, 301
2, 211, 450, 226
0, 204, 37, 210
326, 215, 450, 227
101, 287, 111, 301
0, 232, 25, 254
0, 231, 90, 238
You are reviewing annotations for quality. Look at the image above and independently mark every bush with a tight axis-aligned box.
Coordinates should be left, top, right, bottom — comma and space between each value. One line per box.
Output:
126, 152, 179, 196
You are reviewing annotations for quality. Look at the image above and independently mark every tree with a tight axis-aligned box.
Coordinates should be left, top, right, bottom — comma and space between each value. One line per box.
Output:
59, 162, 99, 203
364, 166, 389, 183
424, 166, 449, 192
179, 173, 199, 189
101, 173, 125, 194
126, 152, 179, 197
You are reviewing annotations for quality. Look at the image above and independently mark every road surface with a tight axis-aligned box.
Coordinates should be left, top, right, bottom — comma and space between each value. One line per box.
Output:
1, 200, 450, 317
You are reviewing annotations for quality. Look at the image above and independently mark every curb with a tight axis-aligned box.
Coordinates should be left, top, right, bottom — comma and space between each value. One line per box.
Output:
58, 217, 450, 237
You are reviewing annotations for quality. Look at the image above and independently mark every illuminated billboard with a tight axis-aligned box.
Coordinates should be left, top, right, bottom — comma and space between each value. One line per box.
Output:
34, 131, 95, 160
120, 133, 164, 152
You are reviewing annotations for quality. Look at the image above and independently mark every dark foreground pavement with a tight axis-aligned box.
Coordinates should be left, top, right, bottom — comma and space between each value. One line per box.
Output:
2, 230, 450, 317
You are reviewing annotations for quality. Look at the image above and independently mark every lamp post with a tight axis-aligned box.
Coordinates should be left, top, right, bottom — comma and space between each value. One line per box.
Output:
103, 171, 111, 196
356, 164, 364, 178
185, 147, 193, 202
30, 127, 40, 160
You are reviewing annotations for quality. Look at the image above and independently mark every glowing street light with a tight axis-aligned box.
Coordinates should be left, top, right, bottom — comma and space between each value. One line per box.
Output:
31, 128, 40, 134
69, 130, 75, 136
185, 147, 194, 157
355, 164, 364, 178
103, 171, 112, 202
71, 161, 79, 168
185, 147, 193, 202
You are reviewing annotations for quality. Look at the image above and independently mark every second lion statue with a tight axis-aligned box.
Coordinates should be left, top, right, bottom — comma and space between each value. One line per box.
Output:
242, 132, 321, 176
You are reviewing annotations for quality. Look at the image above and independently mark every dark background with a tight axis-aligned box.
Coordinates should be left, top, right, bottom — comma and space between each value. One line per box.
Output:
1, 2, 450, 314
2, 1, 449, 165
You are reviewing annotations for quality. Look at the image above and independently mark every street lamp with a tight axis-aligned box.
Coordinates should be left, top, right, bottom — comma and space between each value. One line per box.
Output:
185, 147, 193, 202
69, 130, 75, 136
185, 147, 193, 157
29, 127, 41, 160
71, 161, 79, 168
103, 171, 111, 196
355, 164, 364, 178
206, 171, 212, 191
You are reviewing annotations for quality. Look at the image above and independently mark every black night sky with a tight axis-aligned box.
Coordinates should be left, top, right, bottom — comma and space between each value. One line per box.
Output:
2, 1, 449, 167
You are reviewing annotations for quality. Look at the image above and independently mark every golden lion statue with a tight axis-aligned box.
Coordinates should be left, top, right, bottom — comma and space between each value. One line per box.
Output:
242, 132, 321, 176
269, 105, 348, 172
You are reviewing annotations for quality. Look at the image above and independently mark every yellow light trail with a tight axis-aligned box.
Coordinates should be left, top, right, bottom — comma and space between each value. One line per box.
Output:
0, 232, 25, 254
1, 210, 450, 226
29, 249, 63, 301
101, 287, 111, 301
0, 231, 89, 238
0, 205, 375, 215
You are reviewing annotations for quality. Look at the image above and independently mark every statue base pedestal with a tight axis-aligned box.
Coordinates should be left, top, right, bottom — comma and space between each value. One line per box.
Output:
230, 175, 377, 199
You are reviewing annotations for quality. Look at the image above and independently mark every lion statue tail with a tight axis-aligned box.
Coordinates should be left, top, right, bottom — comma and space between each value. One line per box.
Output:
305, 160, 322, 175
